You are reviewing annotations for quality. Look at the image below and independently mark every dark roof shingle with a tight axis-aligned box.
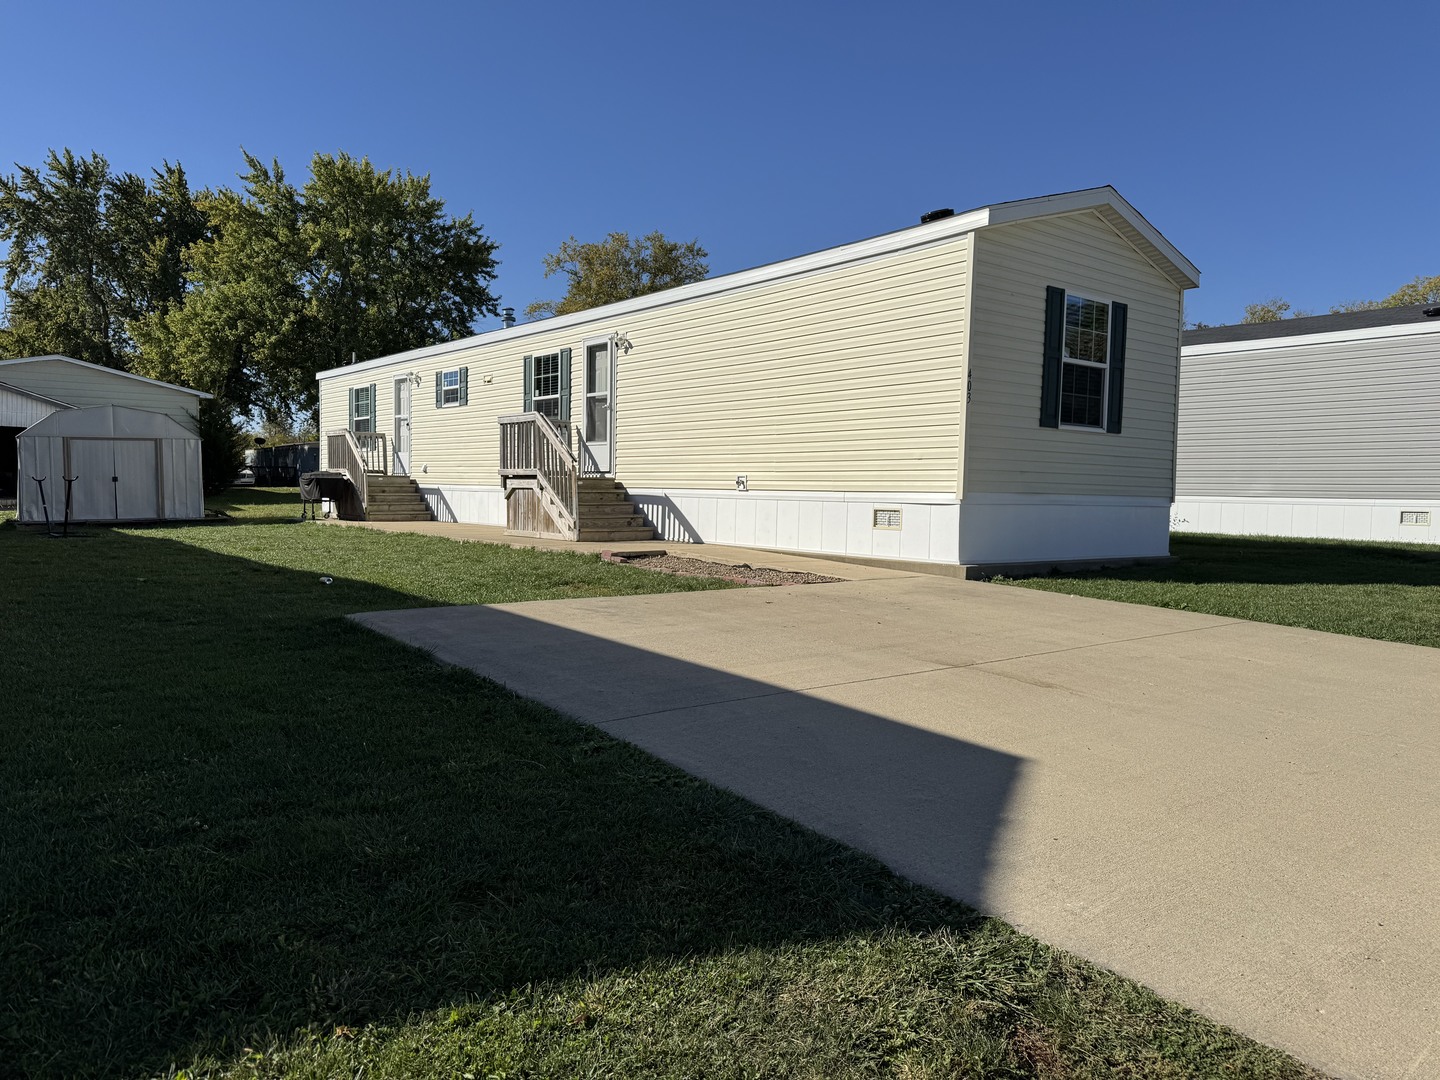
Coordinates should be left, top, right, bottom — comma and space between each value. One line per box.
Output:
1184, 303, 1440, 347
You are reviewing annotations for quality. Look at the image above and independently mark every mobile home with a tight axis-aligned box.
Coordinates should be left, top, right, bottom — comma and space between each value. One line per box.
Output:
317, 186, 1199, 568
1174, 304, 1440, 544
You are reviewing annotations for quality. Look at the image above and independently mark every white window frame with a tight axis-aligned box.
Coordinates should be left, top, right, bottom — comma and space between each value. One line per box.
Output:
351, 385, 373, 433
440, 368, 462, 408
531, 351, 563, 420
1058, 290, 1111, 433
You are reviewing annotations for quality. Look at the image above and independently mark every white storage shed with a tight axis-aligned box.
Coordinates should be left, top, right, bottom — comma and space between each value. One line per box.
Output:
17, 405, 204, 524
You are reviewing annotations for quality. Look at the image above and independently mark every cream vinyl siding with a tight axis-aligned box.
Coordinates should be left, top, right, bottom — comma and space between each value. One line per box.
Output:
0, 359, 201, 432
963, 212, 1183, 497
607, 235, 967, 492
320, 234, 970, 492
1177, 328, 1440, 499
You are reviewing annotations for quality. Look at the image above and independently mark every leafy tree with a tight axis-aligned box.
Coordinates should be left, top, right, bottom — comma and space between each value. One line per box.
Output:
0, 149, 205, 365
196, 399, 245, 496
525, 231, 708, 319
1374, 274, 1439, 308
1242, 297, 1311, 324
133, 152, 499, 422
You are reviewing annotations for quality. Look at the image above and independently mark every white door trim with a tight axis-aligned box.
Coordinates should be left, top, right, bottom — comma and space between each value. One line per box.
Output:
581, 335, 615, 475
393, 377, 411, 476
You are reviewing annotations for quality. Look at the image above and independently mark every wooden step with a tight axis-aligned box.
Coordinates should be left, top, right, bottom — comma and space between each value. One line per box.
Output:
577, 526, 658, 542
580, 500, 645, 517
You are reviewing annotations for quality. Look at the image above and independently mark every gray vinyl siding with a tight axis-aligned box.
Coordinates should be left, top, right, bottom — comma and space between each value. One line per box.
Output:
0, 385, 64, 427
1176, 328, 1440, 500
963, 211, 1184, 497
0, 359, 201, 432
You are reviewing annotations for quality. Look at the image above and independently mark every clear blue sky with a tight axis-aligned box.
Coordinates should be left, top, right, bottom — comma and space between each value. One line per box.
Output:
3, 0, 1433, 332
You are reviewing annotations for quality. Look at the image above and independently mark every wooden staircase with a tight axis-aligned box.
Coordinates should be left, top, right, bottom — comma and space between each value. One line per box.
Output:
576, 477, 655, 542
363, 475, 433, 522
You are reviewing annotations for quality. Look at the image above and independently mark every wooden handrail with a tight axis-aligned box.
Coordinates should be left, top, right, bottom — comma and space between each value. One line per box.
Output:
350, 430, 388, 475
498, 412, 578, 538
325, 430, 375, 510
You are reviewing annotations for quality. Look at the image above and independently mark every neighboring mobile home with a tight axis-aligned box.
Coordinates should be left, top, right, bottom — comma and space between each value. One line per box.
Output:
316, 186, 1200, 568
1174, 304, 1440, 544
1, 355, 211, 523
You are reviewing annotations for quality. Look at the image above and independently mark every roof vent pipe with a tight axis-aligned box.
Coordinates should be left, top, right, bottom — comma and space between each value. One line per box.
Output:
500, 307, 516, 329
920, 208, 954, 225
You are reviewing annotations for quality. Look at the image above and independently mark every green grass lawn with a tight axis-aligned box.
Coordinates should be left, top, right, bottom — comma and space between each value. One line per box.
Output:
1000, 533, 1440, 648
0, 493, 1325, 1079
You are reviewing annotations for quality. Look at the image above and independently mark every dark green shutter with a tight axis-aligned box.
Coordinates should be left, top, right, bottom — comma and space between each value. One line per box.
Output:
459, 367, 469, 406
1039, 286, 1064, 428
558, 348, 572, 421
522, 355, 533, 411
367, 384, 376, 432
1105, 302, 1127, 434
435, 372, 443, 408
348, 387, 356, 430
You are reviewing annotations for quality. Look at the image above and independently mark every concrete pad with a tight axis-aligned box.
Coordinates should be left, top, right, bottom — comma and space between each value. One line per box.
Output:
353, 577, 1440, 1079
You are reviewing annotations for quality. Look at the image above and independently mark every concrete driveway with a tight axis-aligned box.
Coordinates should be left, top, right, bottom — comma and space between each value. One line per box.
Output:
353, 570, 1440, 1079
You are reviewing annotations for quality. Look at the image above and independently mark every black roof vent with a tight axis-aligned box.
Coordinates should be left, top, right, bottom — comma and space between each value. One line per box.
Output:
1425, 306, 1440, 318
920, 208, 954, 225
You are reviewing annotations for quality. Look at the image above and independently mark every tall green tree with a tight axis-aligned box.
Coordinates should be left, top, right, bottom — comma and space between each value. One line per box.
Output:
1330, 274, 1440, 313
0, 149, 205, 365
1242, 297, 1311, 324
525, 231, 708, 319
133, 152, 500, 422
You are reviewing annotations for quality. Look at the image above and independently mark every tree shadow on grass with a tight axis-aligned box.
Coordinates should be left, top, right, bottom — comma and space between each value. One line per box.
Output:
1, 526, 1022, 1078
206, 485, 307, 524
1083, 534, 1440, 588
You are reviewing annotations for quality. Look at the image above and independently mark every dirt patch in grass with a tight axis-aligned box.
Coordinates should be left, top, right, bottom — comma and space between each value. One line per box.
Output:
607, 551, 843, 586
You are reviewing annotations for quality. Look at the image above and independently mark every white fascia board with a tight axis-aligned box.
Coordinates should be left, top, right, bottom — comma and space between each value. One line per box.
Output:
317, 209, 991, 381
1183, 319, 1440, 356
0, 355, 214, 399
317, 185, 1198, 382
985, 186, 1201, 290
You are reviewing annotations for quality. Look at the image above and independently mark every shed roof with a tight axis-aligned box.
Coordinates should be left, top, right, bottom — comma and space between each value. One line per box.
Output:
0, 355, 213, 399
21, 404, 200, 440
1184, 303, 1440, 347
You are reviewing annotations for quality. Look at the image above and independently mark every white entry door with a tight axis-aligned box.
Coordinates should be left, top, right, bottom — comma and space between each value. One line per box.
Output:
393, 377, 411, 475
581, 337, 613, 474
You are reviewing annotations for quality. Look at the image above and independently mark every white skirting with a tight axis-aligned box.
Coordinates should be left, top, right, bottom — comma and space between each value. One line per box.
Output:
1172, 496, 1440, 545
629, 488, 1171, 566
956, 492, 1172, 565
418, 484, 505, 525
414, 482, 1173, 566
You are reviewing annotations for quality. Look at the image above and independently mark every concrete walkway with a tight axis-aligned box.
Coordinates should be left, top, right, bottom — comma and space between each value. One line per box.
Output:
353, 571, 1440, 1079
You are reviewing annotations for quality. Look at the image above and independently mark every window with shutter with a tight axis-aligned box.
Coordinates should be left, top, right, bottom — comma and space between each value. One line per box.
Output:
438, 368, 462, 407
1040, 288, 1127, 433
351, 385, 374, 433
528, 351, 564, 419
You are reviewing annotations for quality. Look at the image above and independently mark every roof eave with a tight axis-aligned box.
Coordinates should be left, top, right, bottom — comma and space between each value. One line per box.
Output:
0, 355, 214, 399
984, 186, 1200, 291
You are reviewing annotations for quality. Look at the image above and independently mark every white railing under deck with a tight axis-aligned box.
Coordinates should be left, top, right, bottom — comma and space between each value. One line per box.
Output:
498, 412, 579, 539
325, 429, 388, 514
